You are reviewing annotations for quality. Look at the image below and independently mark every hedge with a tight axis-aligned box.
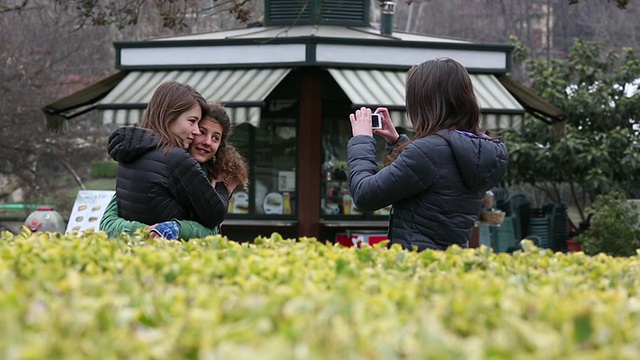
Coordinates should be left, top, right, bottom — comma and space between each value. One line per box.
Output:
1, 230, 639, 359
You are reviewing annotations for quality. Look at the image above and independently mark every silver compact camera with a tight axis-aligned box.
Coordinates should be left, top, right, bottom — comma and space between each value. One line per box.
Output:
371, 113, 383, 130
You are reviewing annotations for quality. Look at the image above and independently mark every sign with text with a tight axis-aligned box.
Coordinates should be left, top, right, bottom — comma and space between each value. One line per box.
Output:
65, 190, 115, 235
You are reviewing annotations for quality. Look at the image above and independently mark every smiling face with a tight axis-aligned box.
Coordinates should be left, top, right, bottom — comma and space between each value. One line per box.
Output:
168, 104, 201, 149
189, 117, 223, 164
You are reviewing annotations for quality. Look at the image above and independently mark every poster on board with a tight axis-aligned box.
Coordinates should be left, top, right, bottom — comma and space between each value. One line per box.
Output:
65, 190, 115, 235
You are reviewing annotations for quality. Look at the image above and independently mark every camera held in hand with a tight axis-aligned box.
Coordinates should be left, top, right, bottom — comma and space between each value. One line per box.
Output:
371, 113, 383, 130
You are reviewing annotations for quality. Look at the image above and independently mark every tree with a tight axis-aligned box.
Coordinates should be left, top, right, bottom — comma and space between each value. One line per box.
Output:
1, 0, 259, 30
0, 2, 112, 205
503, 39, 640, 228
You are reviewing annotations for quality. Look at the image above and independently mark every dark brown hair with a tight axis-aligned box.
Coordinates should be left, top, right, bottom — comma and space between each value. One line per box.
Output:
406, 58, 480, 136
388, 58, 481, 163
141, 81, 208, 152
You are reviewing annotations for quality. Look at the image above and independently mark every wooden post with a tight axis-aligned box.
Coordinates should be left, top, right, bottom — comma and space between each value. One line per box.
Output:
297, 70, 322, 238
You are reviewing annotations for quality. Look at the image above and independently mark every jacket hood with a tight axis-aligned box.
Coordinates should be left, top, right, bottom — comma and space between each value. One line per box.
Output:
437, 129, 508, 192
107, 127, 162, 163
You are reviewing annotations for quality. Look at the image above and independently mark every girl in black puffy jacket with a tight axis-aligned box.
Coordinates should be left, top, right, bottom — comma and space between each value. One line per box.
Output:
347, 58, 508, 251
107, 82, 234, 232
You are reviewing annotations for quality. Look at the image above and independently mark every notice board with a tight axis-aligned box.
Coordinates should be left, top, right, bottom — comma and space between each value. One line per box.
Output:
65, 190, 115, 235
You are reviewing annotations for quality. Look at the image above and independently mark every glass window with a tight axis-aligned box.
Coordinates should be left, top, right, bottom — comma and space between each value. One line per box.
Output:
229, 116, 297, 217
321, 114, 412, 218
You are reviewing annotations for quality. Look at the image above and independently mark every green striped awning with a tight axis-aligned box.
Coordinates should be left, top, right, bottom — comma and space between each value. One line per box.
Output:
98, 68, 292, 127
328, 68, 525, 133
99, 108, 260, 128
41, 72, 128, 132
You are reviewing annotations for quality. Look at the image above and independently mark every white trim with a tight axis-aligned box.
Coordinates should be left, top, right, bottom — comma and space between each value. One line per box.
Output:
317, 44, 508, 70
118, 42, 508, 70
119, 44, 307, 67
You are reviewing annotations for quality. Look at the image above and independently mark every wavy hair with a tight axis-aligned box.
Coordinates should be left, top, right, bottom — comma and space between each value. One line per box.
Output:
210, 144, 249, 189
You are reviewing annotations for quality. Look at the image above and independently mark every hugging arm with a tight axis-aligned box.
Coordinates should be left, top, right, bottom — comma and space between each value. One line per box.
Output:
176, 220, 219, 238
99, 194, 219, 239
168, 151, 229, 228
99, 195, 148, 237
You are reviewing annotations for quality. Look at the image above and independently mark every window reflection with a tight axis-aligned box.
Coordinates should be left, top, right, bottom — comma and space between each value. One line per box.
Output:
321, 115, 412, 217
228, 117, 297, 216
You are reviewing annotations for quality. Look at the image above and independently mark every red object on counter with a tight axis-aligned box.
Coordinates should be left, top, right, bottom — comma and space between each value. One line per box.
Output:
336, 232, 388, 247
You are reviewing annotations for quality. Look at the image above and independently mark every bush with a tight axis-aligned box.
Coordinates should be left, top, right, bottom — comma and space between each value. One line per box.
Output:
90, 161, 117, 178
579, 191, 640, 257
3, 232, 640, 358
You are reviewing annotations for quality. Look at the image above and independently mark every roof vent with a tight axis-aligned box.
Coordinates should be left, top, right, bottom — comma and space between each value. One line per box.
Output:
380, 1, 395, 35
264, 0, 371, 27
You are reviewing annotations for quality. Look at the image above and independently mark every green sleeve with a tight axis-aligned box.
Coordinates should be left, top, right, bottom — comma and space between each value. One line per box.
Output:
176, 220, 219, 239
99, 195, 149, 237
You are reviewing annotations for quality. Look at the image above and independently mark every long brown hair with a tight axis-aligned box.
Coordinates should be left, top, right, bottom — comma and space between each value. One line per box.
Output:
141, 81, 208, 152
388, 58, 481, 163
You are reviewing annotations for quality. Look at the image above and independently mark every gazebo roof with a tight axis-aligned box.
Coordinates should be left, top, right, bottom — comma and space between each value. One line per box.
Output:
149, 24, 471, 44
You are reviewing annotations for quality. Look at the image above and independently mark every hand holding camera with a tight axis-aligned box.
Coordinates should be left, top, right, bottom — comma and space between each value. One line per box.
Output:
349, 107, 398, 142
368, 107, 400, 144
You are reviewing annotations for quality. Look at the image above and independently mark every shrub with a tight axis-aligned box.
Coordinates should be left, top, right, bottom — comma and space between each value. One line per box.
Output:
579, 191, 640, 256
90, 161, 117, 178
4, 232, 640, 358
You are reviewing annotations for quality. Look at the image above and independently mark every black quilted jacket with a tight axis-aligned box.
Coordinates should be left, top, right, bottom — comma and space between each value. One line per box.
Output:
347, 129, 508, 251
107, 127, 229, 228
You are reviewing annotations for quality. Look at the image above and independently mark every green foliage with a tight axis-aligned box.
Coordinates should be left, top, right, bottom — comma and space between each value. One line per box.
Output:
3, 231, 640, 357
509, 36, 529, 64
579, 192, 640, 257
504, 39, 640, 223
89, 161, 117, 178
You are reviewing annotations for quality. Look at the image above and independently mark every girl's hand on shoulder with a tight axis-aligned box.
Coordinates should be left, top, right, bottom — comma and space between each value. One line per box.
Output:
372, 107, 400, 144
147, 224, 160, 238
212, 177, 237, 196
224, 181, 237, 196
